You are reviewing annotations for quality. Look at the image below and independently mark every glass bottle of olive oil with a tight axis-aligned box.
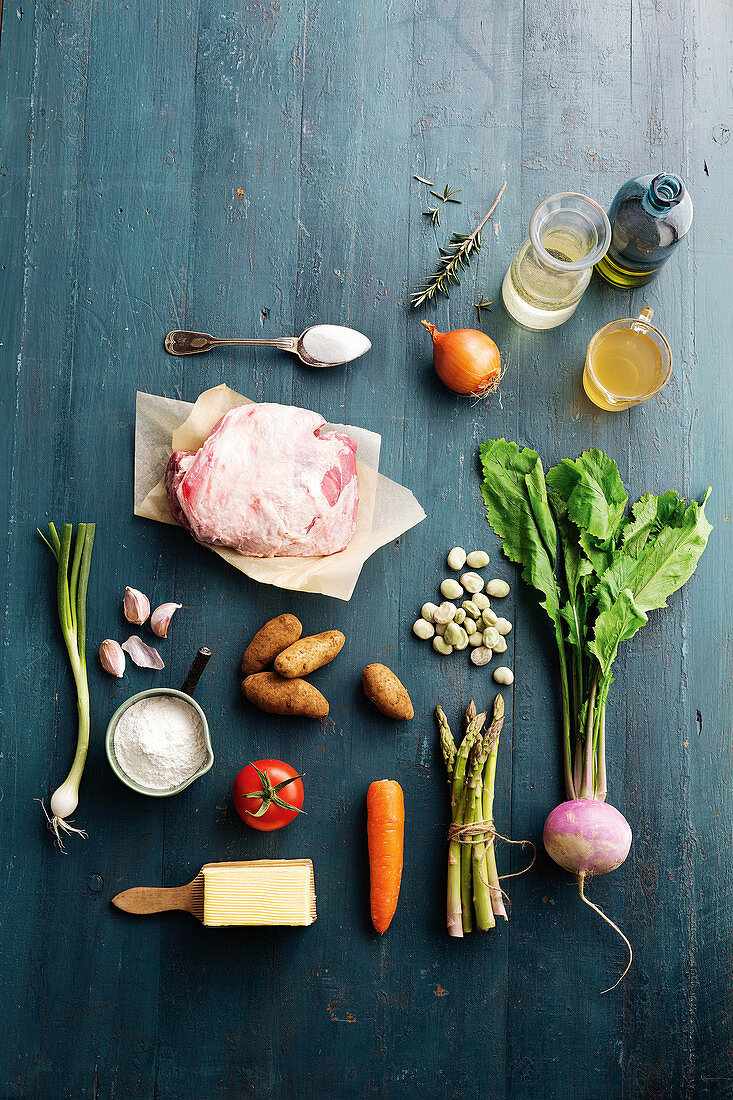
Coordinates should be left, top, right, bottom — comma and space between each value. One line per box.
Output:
595, 173, 693, 288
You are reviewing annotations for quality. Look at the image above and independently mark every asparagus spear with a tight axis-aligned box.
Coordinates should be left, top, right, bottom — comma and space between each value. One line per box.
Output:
436, 706, 456, 778
450, 710, 484, 810
458, 710, 486, 933
447, 786, 468, 937
461, 767, 477, 932
468, 733, 495, 930
480, 695, 507, 920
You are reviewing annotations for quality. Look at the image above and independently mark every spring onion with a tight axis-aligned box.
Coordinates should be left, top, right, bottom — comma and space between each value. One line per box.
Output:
38, 522, 95, 849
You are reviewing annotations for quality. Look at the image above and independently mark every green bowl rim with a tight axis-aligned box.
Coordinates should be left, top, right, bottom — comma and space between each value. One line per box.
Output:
105, 687, 214, 797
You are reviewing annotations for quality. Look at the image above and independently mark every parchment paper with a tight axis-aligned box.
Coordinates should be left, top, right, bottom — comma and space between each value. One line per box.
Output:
134, 385, 426, 601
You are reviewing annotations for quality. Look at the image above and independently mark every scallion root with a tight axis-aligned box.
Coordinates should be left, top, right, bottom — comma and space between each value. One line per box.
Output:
38, 799, 88, 853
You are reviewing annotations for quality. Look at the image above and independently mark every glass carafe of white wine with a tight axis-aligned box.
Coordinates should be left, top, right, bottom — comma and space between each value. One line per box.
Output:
502, 193, 611, 330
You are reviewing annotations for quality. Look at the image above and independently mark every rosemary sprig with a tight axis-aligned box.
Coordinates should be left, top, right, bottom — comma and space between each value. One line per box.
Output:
430, 182, 462, 204
423, 206, 441, 228
414, 174, 434, 186
411, 181, 507, 310
474, 295, 494, 323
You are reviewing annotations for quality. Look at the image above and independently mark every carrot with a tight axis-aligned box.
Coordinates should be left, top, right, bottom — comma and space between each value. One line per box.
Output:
367, 780, 405, 933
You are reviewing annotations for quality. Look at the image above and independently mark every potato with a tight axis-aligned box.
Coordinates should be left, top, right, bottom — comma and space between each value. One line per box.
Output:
274, 630, 345, 679
362, 664, 414, 721
242, 671, 329, 719
241, 614, 302, 676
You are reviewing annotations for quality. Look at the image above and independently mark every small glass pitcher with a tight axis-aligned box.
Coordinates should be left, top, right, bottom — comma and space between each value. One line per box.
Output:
502, 193, 611, 330
583, 308, 672, 411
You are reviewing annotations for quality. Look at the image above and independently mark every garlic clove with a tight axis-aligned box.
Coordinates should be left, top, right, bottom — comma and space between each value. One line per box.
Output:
123, 586, 151, 625
150, 602, 183, 638
122, 635, 165, 670
99, 639, 126, 677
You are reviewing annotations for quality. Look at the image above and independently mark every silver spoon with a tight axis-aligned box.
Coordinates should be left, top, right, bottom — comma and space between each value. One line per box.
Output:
163, 325, 371, 368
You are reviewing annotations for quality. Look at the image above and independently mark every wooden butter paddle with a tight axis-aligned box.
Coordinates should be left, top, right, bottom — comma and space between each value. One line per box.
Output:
111, 859, 316, 924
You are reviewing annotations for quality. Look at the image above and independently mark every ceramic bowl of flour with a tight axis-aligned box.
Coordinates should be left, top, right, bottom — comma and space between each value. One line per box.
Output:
105, 688, 214, 797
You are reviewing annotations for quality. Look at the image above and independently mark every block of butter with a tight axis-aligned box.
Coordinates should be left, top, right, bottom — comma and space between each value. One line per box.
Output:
202, 859, 316, 927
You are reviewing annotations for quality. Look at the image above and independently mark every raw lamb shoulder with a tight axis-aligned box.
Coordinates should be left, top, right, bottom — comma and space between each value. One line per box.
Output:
165, 402, 359, 557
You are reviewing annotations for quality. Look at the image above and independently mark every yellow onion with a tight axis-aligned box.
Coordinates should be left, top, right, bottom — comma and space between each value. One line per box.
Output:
421, 321, 501, 396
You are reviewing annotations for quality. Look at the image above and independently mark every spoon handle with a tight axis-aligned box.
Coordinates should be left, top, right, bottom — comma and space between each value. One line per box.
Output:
164, 330, 297, 355
211, 337, 298, 351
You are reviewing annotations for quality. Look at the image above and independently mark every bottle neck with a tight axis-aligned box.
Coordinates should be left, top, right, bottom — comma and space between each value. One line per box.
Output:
644, 173, 685, 215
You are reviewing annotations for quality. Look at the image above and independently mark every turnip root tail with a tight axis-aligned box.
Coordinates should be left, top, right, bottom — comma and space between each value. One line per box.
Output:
578, 872, 632, 994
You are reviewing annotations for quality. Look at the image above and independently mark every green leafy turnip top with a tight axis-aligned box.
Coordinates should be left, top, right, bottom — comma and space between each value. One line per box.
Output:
480, 440, 712, 992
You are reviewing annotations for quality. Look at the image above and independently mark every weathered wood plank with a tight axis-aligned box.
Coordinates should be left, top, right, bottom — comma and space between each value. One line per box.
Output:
151, 2, 308, 1093
674, 2, 733, 1094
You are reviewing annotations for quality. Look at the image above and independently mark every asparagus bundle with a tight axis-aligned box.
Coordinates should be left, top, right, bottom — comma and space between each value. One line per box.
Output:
437, 696, 507, 937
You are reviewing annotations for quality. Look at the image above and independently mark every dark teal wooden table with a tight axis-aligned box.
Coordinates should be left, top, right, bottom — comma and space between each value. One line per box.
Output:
1, 1, 731, 1096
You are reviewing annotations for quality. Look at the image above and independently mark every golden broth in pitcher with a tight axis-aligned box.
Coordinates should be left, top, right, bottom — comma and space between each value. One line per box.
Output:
583, 313, 671, 411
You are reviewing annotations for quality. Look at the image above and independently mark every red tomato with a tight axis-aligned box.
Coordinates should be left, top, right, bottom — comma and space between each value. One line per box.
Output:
232, 760, 305, 831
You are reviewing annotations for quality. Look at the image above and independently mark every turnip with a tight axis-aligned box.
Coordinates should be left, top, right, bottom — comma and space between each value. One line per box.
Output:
544, 798, 633, 992
480, 439, 713, 991
544, 799, 632, 876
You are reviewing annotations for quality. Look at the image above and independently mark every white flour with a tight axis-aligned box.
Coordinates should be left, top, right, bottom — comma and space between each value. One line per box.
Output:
301, 324, 370, 365
114, 695, 207, 790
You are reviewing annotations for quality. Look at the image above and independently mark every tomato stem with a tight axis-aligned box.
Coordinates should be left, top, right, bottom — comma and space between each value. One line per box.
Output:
241, 764, 306, 817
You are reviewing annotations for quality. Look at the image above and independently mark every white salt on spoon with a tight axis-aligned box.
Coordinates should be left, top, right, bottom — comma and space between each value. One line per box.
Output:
299, 324, 371, 367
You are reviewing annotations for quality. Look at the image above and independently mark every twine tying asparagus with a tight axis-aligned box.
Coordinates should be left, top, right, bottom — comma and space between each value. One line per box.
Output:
447, 820, 535, 858
446, 822, 536, 889
448, 821, 508, 843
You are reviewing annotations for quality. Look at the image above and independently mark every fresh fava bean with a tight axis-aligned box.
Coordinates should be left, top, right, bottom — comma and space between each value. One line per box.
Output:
434, 622, 447, 637
468, 632, 484, 648
462, 600, 481, 619
434, 601, 457, 625
466, 550, 490, 569
453, 607, 466, 625
495, 617, 512, 635
483, 626, 500, 649
463, 617, 477, 635
486, 579, 510, 598
492, 636, 507, 654
433, 637, 454, 655
493, 666, 514, 685
472, 592, 490, 611
421, 601, 439, 623
460, 572, 484, 594
470, 646, 493, 667
481, 607, 498, 627
413, 618, 435, 640
440, 578, 464, 600
447, 547, 467, 571
453, 628, 469, 651
444, 621, 463, 646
